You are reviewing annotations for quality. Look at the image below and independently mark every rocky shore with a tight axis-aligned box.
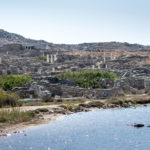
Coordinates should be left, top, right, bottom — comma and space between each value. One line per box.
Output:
1, 96, 150, 137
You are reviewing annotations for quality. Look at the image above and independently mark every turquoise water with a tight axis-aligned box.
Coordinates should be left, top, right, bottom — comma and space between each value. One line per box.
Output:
0, 106, 150, 150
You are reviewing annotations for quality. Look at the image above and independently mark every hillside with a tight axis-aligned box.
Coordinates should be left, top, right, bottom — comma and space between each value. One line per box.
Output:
0, 29, 50, 49
0, 29, 150, 51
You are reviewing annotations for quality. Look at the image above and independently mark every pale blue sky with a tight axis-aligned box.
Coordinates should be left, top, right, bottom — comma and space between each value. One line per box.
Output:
0, 0, 150, 45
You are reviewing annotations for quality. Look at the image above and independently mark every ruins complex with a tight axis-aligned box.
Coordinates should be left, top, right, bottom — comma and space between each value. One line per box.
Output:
1, 29, 150, 100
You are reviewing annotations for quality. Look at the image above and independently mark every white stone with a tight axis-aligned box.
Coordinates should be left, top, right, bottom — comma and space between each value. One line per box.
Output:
47, 54, 50, 63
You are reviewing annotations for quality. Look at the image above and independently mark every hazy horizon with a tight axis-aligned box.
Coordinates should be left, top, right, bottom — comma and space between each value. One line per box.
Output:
1, 0, 150, 45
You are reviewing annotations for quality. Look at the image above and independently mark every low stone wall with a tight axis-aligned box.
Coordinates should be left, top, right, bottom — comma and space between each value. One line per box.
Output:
12, 76, 147, 100
52, 85, 123, 99
12, 87, 34, 98
127, 78, 145, 90
95, 88, 123, 98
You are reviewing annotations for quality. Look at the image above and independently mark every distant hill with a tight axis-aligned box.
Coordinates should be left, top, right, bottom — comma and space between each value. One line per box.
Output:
0, 29, 50, 49
57, 42, 150, 52
0, 29, 150, 51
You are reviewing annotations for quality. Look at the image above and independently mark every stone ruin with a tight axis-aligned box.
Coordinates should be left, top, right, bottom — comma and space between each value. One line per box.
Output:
12, 72, 150, 100
1, 43, 150, 100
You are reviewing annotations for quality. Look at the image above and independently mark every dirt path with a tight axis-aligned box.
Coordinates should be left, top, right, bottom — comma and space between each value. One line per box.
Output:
20, 105, 59, 111
0, 104, 60, 112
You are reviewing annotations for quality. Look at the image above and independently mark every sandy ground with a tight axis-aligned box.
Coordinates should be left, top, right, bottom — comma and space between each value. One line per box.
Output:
5, 104, 59, 111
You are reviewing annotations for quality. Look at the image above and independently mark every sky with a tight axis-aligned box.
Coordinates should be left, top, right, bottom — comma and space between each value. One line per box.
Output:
0, 0, 150, 45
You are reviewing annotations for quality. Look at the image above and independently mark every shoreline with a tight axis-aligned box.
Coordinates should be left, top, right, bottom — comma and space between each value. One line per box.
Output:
0, 113, 64, 137
0, 97, 150, 137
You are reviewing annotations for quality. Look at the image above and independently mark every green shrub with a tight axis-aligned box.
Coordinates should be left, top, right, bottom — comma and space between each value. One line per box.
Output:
112, 99, 124, 105
124, 99, 136, 104
41, 95, 54, 102
0, 75, 32, 90
34, 108, 49, 113
56, 99, 63, 102
54, 70, 117, 88
0, 89, 19, 107
37, 56, 46, 61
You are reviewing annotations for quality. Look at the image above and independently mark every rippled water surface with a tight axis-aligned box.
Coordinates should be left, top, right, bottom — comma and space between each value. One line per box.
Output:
1, 106, 150, 150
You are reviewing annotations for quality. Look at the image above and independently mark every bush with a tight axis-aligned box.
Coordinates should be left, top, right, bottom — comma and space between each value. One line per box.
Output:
0, 89, 19, 107
56, 99, 63, 102
54, 70, 117, 88
37, 56, 46, 61
41, 95, 54, 102
0, 108, 35, 123
0, 75, 32, 91
87, 101, 104, 108
34, 108, 49, 113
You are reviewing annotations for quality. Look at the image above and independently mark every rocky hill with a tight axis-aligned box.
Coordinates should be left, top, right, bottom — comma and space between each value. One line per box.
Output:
57, 42, 150, 52
0, 29, 51, 49
0, 29, 150, 51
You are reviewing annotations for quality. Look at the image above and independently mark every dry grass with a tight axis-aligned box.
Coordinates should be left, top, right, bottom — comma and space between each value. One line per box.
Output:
23, 99, 88, 106
0, 108, 35, 123
0, 89, 20, 107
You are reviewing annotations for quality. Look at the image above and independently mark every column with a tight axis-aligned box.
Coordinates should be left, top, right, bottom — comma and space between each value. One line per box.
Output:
47, 54, 50, 63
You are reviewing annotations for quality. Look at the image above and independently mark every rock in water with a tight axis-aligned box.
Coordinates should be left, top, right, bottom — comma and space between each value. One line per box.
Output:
133, 123, 144, 128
